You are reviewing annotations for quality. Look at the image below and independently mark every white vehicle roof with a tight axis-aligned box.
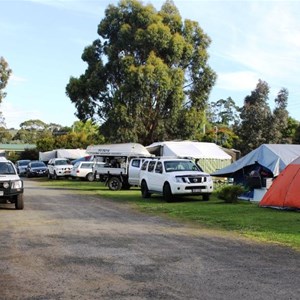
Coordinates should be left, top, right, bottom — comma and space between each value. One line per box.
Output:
87, 143, 152, 157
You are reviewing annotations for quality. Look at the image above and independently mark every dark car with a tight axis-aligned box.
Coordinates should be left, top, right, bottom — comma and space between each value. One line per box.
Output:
15, 159, 31, 176
26, 161, 48, 178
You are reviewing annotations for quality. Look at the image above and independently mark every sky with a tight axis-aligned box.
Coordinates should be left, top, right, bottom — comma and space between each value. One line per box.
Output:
1, 0, 300, 129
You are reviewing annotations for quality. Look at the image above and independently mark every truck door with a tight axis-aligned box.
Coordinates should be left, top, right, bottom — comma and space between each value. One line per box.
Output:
128, 158, 142, 186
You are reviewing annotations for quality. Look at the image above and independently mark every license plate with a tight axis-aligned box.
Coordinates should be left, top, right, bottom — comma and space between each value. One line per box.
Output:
192, 189, 202, 193
0, 191, 3, 196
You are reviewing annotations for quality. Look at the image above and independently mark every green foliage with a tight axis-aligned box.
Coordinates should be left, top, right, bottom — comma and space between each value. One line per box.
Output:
233, 80, 294, 154
35, 120, 104, 151
19, 119, 48, 131
18, 148, 39, 160
202, 125, 239, 149
208, 97, 240, 126
0, 57, 12, 103
66, 0, 216, 144
0, 126, 12, 143
293, 122, 300, 144
217, 184, 246, 203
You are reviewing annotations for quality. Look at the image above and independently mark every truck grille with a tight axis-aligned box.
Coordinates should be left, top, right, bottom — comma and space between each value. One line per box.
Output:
187, 176, 207, 183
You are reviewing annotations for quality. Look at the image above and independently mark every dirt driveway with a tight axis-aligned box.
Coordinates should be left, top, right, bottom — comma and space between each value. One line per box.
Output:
0, 179, 299, 299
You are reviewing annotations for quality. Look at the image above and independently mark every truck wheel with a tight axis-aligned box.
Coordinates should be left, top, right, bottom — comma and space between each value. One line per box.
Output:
53, 172, 58, 180
141, 180, 151, 198
203, 194, 210, 201
163, 183, 173, 202
15, 194, 24, 210
47, 172, 52, 179
86, 172, 94, 182
107, 177, 122, 191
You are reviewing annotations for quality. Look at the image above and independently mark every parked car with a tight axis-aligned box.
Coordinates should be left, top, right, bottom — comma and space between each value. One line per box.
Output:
47, 158, 73, 179
26, 161, 48, 177
0, 157, 24, 209
139, 157, 214, 202
15, 159, 31, 176
71, 161, 104, 182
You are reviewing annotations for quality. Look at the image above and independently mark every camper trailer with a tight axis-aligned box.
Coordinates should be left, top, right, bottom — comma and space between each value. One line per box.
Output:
87, 143, 152, 191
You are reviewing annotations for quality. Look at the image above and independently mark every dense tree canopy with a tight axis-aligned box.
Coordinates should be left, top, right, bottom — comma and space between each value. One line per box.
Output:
233, 80, 292, 154
66, 0, 216, 144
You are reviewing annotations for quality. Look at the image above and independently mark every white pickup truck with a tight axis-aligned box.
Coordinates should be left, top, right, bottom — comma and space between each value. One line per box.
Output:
87, 143, 152, 191
139, 157, 213, 202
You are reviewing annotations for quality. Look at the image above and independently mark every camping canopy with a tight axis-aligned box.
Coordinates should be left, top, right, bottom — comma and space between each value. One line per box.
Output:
86, 143, 152, 157
146, 141, 232, 173
259, 156, 300, 210
212, 144, 300, 178
39, 149, 88, 161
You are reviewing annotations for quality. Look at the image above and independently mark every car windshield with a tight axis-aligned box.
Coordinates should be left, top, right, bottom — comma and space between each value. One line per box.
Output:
19, 161, 30, 166
31, 162, 45, 168
0, 162, 17, 175
164, 160, 200, 172
55, 160, 69, 166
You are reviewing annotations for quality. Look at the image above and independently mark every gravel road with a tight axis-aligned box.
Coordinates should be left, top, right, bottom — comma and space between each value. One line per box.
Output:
0, 179, 299, 300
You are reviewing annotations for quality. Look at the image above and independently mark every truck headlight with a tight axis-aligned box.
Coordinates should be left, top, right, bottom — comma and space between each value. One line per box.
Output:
11, 180, 23, 189
3, 182, 9, 189
175, 177, 186, 183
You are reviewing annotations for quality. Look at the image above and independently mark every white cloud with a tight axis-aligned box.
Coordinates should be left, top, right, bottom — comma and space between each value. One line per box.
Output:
223, 2, 300, 81
216, 71, 259, 91
1, 102, 42, 129
9, 74, 27, 85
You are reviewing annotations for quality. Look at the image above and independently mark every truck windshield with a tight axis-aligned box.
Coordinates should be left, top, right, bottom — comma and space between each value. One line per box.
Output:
0, 162, 17, 175
164, 161, 200, 172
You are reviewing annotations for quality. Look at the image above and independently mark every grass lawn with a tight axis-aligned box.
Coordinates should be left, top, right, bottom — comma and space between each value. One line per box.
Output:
37, 178, 300, 251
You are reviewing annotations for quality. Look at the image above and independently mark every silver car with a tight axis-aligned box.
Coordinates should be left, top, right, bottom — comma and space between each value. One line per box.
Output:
15, 159, 31, 176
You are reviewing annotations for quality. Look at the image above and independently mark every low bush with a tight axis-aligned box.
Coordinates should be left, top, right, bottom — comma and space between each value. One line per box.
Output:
217, 184, 246, 203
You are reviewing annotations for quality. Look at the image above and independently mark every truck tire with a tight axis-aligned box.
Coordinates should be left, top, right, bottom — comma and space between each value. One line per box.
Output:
141, 180, 151, 198
15, 194, 24, 210
47, 172, 52, 179
53, 171, 58, 180
163, 182, 173, 202
86, 172, 94, 182
107, 177, 122, 191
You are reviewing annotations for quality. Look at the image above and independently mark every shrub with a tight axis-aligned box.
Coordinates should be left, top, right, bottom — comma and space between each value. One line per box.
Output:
217, 184, 246, 203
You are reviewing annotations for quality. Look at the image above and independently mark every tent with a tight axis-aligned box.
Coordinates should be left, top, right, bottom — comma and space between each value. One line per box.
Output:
39, 149, 88, 162
212, 144, 300, 182
146, 141, 232, 173
259, 156, 300, 210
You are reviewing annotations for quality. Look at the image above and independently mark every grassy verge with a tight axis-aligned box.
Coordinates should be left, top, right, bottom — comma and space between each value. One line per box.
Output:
37, 178, 300, 251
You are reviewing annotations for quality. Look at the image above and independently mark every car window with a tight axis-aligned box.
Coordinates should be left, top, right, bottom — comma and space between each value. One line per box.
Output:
0, 162, 16, 175
55, 160, 69, 166
155, 161, 162, 173
148, 161, 156, 172
164, 160, 199, 172
131, 159, 141, 168
81, 163, 93, 169
141, 161, 148, 171
31, 162, 45, 168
